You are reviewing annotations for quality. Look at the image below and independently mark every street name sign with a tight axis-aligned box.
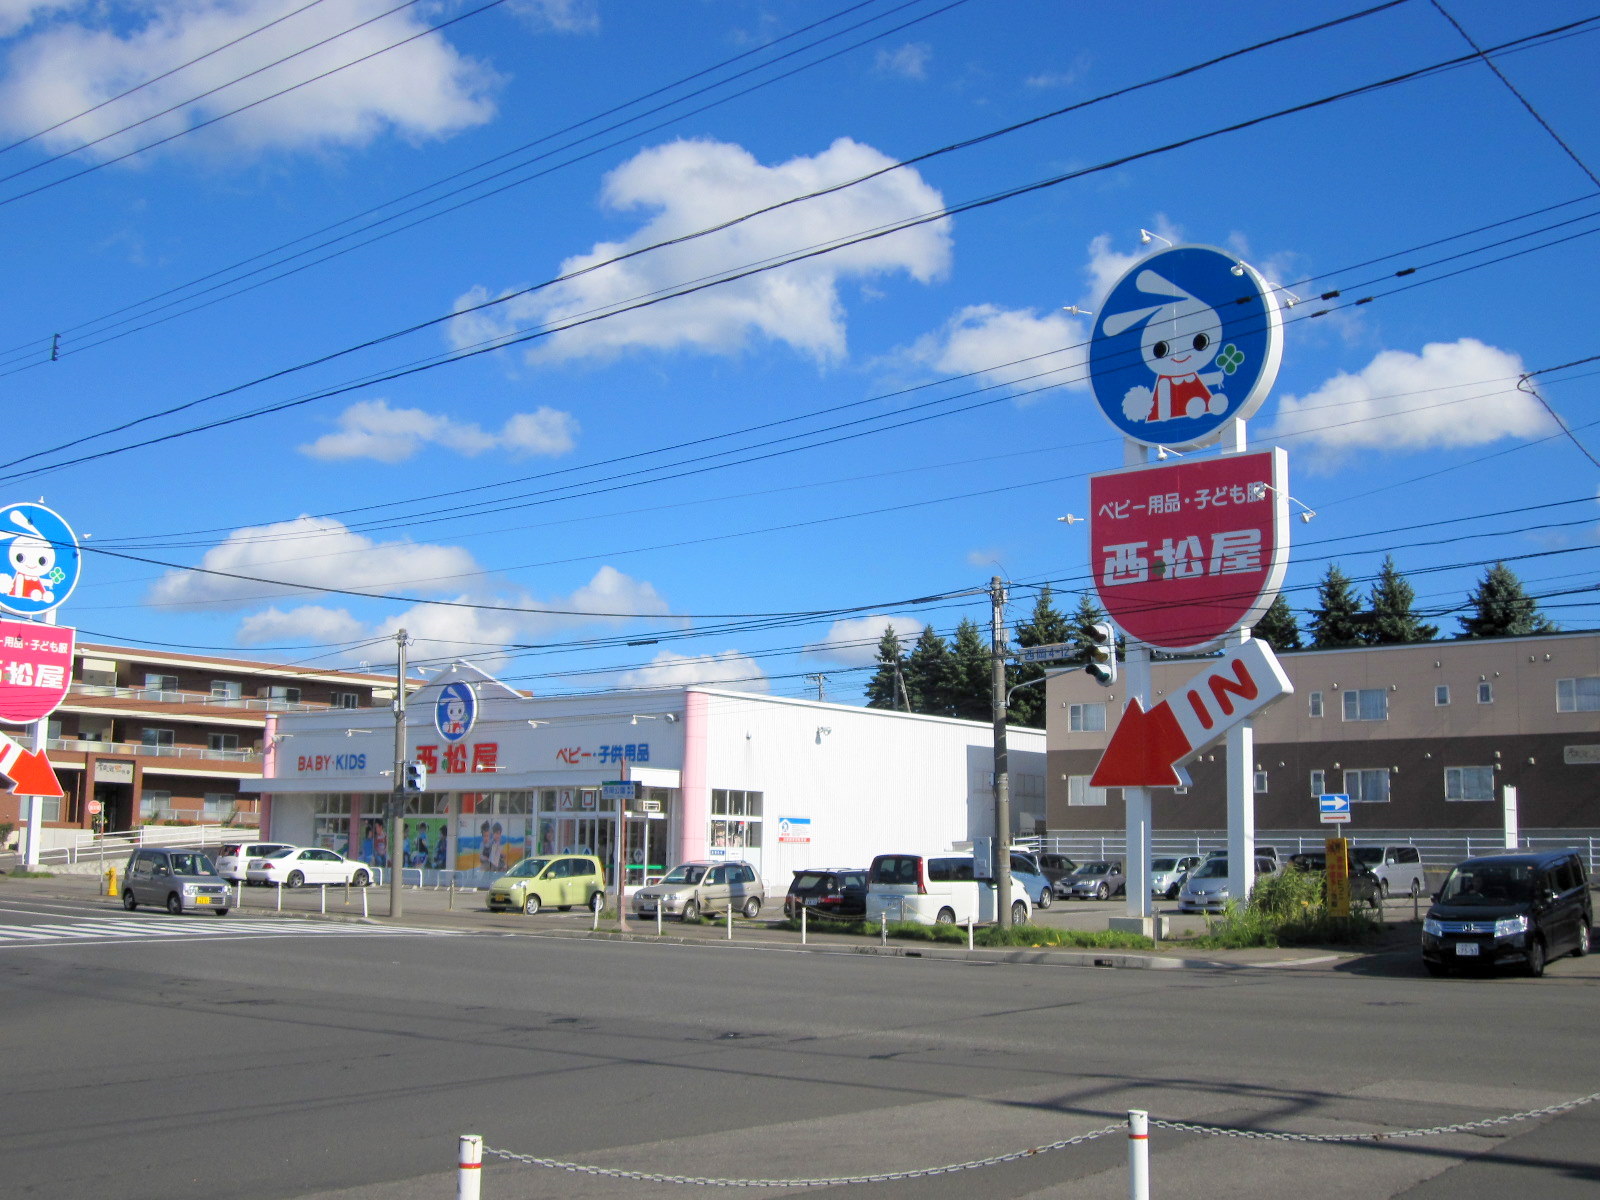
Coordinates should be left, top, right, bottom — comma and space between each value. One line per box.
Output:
1012, 642, 1074, 665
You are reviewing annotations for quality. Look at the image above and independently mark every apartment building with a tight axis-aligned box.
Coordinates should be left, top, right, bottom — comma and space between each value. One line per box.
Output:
1045, 630, 1600, 835
2, 642, 392, 844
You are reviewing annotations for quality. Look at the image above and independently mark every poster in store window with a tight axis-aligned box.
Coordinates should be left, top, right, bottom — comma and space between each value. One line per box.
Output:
403, 818, 448, 870
455, 814, 526, 876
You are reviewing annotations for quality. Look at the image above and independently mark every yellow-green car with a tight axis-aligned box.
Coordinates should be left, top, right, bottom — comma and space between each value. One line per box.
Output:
487, 854, 606, 915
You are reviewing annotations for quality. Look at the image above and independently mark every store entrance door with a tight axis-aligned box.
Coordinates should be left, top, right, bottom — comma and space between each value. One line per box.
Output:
625, 815, 668, 885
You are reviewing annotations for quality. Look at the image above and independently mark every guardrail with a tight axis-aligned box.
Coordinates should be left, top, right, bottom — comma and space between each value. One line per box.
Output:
68, 682, 332, 713
45, 737, 261, 763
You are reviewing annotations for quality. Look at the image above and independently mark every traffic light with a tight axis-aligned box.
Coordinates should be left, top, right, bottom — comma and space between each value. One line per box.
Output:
1084, 622, 1118, 687
402, 760, 428, 793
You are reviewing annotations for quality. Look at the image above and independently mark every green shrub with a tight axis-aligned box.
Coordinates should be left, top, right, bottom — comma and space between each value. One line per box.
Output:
1183, 872, 1384, 949
769, 916, 1154, 951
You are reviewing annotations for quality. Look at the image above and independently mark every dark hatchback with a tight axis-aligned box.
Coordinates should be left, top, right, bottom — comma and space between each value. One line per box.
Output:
1422, 849, 1592, 977
784, 868, 867, 920
1286, 851, 1383, 910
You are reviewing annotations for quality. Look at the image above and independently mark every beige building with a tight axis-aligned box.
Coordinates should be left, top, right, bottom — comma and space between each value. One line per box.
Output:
2, 642, 392, 844
1046, 630, 1600, 835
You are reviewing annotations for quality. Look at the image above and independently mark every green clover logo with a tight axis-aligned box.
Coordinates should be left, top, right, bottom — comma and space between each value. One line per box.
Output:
1216, 343, 1245, 375
47, 567, 66, 584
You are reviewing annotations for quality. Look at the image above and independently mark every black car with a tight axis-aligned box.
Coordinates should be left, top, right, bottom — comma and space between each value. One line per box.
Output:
1287, 851, 1383, 910
1034, 852, 1077, 894
784, 868, 868, 920
1422, 849, 1592, 977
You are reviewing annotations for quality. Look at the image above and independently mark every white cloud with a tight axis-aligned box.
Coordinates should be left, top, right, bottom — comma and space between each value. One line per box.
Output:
1082, 218, 1182, 308
448, 136, 951, 366
801, 614, 923, 667
900, 304, 1089, 399
1267, 339, 1552, 469
146, 515, 485, 609
616, 649, 770, 693
299, 399, 578, 462
508, 0, 598, 34
236, 604, 367, 645
0, 0, 73, 38
0, 0, 498, 159
875, 42, 930, 80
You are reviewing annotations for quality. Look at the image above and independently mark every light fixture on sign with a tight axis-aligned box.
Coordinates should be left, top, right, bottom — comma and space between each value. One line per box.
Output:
1139, 228, 1172, 248
1248, 480, 1316, 523
1062, 305, 1094, 316
1057, 514, 1082, 525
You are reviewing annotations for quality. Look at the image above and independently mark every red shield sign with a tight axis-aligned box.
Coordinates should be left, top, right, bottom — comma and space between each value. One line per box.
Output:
1089, 449, 1288, 651
0, 619, 75, 724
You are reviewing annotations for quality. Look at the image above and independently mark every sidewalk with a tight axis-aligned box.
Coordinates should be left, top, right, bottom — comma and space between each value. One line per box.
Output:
0, 869, 1418, 972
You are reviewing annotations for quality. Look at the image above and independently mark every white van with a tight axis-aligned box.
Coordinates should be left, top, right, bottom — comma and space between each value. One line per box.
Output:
1353, 844, 1427, 898
864, 853, 1032, 926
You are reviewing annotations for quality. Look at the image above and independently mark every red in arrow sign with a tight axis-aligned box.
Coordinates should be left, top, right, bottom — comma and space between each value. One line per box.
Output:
1091, 640, 1292, 789
0, 731, 63, 798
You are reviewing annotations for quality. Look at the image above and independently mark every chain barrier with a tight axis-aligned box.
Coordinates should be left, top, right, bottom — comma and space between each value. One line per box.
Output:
1152, 1089, 1600, 1143
483, 1123, 1122, 1188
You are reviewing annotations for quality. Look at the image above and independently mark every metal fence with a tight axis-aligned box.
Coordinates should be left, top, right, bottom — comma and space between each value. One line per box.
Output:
27, 824, 247, 869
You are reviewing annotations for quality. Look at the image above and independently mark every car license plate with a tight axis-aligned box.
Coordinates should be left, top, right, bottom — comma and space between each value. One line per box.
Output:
1454, 942, 1479, 956
195, 897, 212, 905
806, 897, 820, 906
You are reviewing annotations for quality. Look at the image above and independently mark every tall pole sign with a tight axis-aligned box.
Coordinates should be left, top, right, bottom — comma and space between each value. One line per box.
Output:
0, 503, 79, 865
1082, 244, 1289, 920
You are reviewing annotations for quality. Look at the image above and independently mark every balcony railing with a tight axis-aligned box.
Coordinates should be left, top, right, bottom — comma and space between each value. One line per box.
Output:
45, 737, 262, 764
67, 682, 356, 713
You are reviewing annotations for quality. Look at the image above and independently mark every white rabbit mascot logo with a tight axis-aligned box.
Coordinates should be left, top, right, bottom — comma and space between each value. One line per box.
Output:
1102, 269, 1245, 426
2, 509, 59, 604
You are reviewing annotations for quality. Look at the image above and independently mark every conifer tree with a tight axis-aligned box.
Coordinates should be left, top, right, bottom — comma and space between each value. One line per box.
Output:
1365, 555, 1438, 644
863, 626, 909, 711
1252, 592, 1302, 652
1307, 563, 1363, 649
1460, 562, 1559, 638
904, 625, 956, 716
948, 617, 993, 723
1008, 586, 1072, 728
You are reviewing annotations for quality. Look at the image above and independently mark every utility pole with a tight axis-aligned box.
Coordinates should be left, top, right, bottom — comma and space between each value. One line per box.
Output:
990, 577, 1013, 929
389, 628, 409, 919
804, 673, 828, 702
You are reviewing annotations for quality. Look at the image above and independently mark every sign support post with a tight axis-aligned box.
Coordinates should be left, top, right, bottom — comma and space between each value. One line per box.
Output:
1223, 626, 1257, 904
1122, 640, 1152, 920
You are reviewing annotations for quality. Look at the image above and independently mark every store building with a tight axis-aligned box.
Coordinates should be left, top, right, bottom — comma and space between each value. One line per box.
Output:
255, 664, 1047, 888
1045, 630, 1600, 838
4, 641, 393, 849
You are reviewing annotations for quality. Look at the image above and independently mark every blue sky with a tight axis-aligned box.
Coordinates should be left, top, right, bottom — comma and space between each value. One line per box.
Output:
1, 0, 1596, 701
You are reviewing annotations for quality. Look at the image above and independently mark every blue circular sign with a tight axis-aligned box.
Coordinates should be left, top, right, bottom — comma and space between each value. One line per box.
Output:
435, 681, 477, 743
0, 502, 80, 617
1089, 245, 1282, 450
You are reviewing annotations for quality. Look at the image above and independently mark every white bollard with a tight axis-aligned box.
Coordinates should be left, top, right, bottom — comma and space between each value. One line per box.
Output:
457, 1133, 483, 1200
362, 886, 368, 919
726, 904, 733, 940
1127, 1109, 1149, 1200
276, 881, 283, 911
967, 913, 974, 951
592, 899, 600, 931
801, 905, 807, 945
880, 911, 887, 945
236, 880, 243, 909
320, 885, 327, 915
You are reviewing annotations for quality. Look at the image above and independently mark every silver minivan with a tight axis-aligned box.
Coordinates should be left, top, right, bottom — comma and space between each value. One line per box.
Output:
123, 848, 232, 916
631, 860, 765, 921
1353, 844, 1426, 898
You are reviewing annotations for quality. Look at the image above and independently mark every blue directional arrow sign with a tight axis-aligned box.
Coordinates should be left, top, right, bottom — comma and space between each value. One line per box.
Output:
1318, 793, 1351, 824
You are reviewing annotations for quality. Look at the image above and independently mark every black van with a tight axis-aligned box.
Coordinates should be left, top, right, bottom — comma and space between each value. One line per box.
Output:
1421, 849, 1592, 977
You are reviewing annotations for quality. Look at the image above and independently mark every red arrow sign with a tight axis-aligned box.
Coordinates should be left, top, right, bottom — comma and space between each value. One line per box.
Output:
1090, 640, 1292, 789
0, 732, 62, 798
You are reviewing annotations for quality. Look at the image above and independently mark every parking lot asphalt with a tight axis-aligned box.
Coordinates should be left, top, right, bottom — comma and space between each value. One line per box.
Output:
0, 869, 1439, 973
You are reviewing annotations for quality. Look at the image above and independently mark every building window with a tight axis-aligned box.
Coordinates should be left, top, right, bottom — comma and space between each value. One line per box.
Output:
260, 685, 302, 704
210, 680, 242, 700
1253, 770, 1268, 794
1477, 680, 1493, 704
140, 728, 174, 750
140, 789, 172, 820
1341, 688, 1388, 721
1434, 685, 1450, 706
711, 789, 763, 850
1308, 691, 1323, 718
1309, 769, 1326, 796
202, 793, 235, 820
1068, 702, 1106, 732
1067, 775, 1107, 806
1444, 766, 1494, 802
143, 673, 179, 693
1343, 768, 1391, 803
208, 732, 239, 752
1557, 677, 1600, 712
332, 691, 361, 709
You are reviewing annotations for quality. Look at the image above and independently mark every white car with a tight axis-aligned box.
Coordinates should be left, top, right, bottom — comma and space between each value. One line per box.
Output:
247, 846, 374, 888
215, 841, 294, 883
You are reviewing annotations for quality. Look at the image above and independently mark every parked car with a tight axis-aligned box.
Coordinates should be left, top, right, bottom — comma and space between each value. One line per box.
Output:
246, 846, 374, 888
1422, 849, 1592, 977
122, 848, 231, 916
632, 860, 765, 921
215, 841, 294, 883
1286, 850, 1382, 910
1353, 844, 1427, 899
1176, 855, 1278, 913
783, 868, 867, 919
1035, 852, 1078, 894
1008, 851, 1055, 910
863, 852, 1030, 926
1150, 856, 1202, 900
487, 854, 606, 915
1061, 860, 1126, 901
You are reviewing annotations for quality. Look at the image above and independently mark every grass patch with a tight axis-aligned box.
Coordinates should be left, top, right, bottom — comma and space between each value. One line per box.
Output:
772, 916, 1154, 951
1, 869, 55, 879
1180, 869, 1385, 949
